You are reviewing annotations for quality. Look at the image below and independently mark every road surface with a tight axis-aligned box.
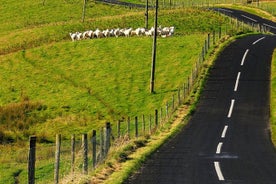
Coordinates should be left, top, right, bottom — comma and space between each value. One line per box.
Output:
125, 10, 276, 184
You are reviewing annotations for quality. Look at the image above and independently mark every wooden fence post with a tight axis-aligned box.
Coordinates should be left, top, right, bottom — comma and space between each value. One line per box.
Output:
135, 116, 138, 138
166, 102, 169, 118
105, 122, 111, 156
92, 130, 97, 169
54, 134, 61, 184
172, 95, 175, 111
117, 120, 121, 138
155, 109, 158, 127
149, 114, 152, 133
71, 135, 75, 174
100, 127, 104, 160
28, 136, 36, 184
183, 83, 186, 100
178, 88, 181, 106
213, 30, 215, 45
82, 0, 87, 22
127, 117, 131, 138
142, 115, 145, 135
207, 33, 210, 50
82, 134, 88, 175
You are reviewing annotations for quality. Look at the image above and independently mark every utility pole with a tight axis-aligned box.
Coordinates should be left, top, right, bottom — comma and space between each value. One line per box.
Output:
145, 0, 149, 29
150, 0, 158, 93
82, 0, 87, 23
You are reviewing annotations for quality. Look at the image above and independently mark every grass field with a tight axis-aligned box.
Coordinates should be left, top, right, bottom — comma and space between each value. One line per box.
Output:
0, 0, 239, 183
0, 0, 268, 183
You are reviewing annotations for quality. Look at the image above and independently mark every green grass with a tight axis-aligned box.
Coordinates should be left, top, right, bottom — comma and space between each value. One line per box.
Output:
0, 35, 206, 143
271, 50, 276, 146
0, 0, 255, 183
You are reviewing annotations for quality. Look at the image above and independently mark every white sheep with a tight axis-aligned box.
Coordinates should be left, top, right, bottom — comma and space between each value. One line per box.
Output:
69, 33, 77, 41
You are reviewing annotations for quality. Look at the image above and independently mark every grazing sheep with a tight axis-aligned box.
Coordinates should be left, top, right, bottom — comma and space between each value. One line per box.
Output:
124, 28, 133, 37
69, 26, 175, 41
94, 28, 104, 38
69, 33, 77, 41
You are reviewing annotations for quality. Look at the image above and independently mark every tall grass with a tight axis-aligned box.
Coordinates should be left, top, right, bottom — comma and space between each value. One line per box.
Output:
0, 0, 248, 183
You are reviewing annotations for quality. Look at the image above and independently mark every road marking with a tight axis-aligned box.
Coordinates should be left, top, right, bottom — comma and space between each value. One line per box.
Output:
263, 23, 276, 30
216, 142, 223, 154
241, 15, 258, 22
219, 8, 233, 13
252, 37, 265, 45
214, 162, 225, 181
221, 125, 228, 138
227, 99, 235, 118
241, 49, 249, 66
234, 72, 241, 92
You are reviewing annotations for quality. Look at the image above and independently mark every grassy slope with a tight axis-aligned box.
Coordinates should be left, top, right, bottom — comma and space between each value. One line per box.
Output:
271, 50, 276, 146
0, 0, 236, 183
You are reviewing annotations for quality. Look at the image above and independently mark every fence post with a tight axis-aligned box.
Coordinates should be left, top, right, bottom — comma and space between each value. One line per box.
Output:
54, 134, 61, 184
149, 114, 152, 133
187, 76, 190, 94
135, 116, 138, 138
92, 130, 97, 169
178, 88, 181, 106
207, 33, 210, 50
172, 95, 175, 111
105, 122, 111, 156
142, 115, 145, 135
160, 107, 163, 124
28, 136, 36, 184
82, 0, 87, 22
166, 102, 169, 118
117, 120, 121, 138
213, 30, 215, 45
71, 135, 75, 174
82, 134, 88, 175
155, 109, 158, 127
100, 127, 104, 160
127, 117, 131, 138
183, 83, 186, 100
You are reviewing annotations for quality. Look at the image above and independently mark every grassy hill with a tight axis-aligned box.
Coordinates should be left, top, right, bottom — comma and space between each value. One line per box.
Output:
0, 0, 255, 183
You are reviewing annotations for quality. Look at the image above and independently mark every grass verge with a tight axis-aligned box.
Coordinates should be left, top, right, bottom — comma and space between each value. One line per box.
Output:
89, 33, 245, 184
271, 49, 276, 146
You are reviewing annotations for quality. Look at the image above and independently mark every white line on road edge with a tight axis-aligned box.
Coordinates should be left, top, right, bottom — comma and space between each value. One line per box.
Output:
263, 23, 276, 30
241, 49, 249, 66
219, 8, 233, 13
234, 72, 241, 92
241, 15, 258, 22
216, 142, 223, 154
221, 125, 228, 138
252, 37, 265, 45
214, 162, 225, 181
227, 99, 235, 118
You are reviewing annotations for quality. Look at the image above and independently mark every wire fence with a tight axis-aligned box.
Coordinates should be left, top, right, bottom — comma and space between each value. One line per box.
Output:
10, 13, 269, 184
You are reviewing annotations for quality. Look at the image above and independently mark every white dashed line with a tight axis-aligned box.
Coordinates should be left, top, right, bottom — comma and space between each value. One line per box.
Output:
227, 99, 235, 118
241, 49, 249, 66
263, 23, 276, 30
216, 142, 223, 154
234, 72, 241, 92
252, 37, 265, 45
219, 8, 233, 13
221, 125, 228, 138
241, 15, 257, 22
214, 162, 225, 181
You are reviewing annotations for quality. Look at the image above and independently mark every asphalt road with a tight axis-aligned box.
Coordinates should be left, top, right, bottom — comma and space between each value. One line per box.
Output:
125, 12, 276, 184
212, 7, 276, 34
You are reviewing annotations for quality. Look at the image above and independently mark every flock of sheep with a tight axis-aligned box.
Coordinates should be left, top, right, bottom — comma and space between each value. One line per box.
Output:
69, 26, 175, 41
